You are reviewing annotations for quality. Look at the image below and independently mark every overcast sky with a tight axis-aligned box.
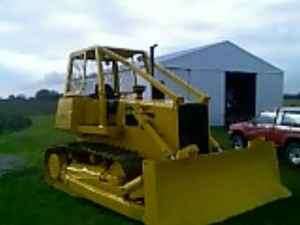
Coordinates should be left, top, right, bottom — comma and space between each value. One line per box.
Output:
0, 0, 299, 97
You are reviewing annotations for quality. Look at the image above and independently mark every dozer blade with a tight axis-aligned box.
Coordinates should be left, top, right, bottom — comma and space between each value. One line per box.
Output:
143, 140, 290, 225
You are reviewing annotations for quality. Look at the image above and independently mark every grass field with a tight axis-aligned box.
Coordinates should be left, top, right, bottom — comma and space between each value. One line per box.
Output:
211, 126, 232, 149
0, 116, 299, 225
284, 99, 300, 107
0, 100, 57, 116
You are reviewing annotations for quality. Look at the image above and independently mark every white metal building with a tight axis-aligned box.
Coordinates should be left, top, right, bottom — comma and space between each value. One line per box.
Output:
154, 41, 284, 126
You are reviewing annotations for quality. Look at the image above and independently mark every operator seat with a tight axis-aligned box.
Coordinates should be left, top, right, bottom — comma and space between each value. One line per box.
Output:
105, 84, 118, 116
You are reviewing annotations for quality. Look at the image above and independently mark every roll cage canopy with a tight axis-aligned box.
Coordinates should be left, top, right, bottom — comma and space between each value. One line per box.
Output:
65, 46, 209, 105
70, 46, 146, 60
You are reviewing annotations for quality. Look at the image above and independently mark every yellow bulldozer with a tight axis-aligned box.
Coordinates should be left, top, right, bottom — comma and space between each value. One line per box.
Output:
45, 46, 290, 225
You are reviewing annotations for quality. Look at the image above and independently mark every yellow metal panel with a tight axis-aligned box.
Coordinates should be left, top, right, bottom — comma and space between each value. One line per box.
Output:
143, 140, 290, 225
77, 125, 122, 137
82, 99, 100, 125
146, 103, 179, 150
56, 97, 101, 131
99, 126, 163, 160
48, 174, 145, 222
99, 101, 179, 160
55, 97, 80, 130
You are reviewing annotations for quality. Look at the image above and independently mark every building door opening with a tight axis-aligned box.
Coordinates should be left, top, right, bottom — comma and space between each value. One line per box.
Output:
225, 72, 256, 127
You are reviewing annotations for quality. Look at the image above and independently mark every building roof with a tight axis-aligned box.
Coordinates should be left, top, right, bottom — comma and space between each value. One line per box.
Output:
157, 41, 225, 62
157, 41, 283, 73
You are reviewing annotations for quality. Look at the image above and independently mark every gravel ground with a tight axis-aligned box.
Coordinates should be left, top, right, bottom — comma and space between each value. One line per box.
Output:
0, 154, 25, 176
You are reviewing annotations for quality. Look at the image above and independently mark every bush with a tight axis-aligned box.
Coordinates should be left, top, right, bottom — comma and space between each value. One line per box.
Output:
35, 89, 60, 101
0, 112, 32, 134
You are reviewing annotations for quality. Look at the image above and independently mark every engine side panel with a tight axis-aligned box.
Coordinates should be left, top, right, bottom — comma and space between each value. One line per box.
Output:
55, 97, 100, 130
98, 101, 180, 160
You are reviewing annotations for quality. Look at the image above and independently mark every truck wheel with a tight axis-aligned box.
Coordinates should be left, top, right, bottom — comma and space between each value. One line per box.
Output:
286, 142, 300, 167
232, 134, 246, 150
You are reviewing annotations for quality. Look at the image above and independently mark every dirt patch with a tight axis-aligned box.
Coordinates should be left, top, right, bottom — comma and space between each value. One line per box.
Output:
0, 154, 25, 176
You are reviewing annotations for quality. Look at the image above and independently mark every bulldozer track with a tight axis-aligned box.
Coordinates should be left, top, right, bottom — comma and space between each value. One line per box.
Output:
45, 142, 143, 181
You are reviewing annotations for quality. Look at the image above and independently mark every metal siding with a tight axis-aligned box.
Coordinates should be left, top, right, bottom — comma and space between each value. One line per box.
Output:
256, 73, 284, 114
155, 68, 192, 100
155, 67, 223, 126
160, 44, 284, 126
190, 70, 224, 126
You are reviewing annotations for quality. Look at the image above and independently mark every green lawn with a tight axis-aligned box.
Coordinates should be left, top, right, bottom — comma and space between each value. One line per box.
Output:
211, 126, 232, 149
0, 116, 138, 225
284, 99, 300, 107
0, 116, 72, 167
0, 116, 299, 225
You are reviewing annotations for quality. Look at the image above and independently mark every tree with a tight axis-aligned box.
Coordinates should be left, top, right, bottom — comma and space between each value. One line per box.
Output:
16, 94, 27, 100
8, 94, 15, 100
35, 89, 60, 100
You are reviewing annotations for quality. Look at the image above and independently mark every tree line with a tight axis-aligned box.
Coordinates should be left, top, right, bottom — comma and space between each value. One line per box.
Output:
284, 93, 300, 100
0, 89, 61, 135
2, 89, 61, 101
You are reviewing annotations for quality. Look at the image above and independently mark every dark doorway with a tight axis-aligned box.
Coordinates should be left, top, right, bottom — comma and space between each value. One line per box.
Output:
225, 72, 256, 127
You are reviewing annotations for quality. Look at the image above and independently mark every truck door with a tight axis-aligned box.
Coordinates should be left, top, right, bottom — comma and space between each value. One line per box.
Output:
270, 110, 296, 147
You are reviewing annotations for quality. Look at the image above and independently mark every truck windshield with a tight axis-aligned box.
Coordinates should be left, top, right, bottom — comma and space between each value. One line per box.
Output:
255, 112, 276, 124
282, 111, 300, 127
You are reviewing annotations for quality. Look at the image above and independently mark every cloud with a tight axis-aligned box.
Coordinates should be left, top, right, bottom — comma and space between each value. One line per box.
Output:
0, 21, 22, 33
36, 72, 65, 87
25, 72, 65, 95
0, 67, 33, 97
0, 49, 66, 79
0, 0, 299, 96
265, 0, 300, 15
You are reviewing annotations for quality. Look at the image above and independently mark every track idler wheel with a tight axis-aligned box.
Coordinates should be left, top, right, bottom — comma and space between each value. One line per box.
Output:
45, 148, 67, 181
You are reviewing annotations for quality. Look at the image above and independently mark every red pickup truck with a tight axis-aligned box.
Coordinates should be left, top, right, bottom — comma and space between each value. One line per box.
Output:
229, 107, 300, 166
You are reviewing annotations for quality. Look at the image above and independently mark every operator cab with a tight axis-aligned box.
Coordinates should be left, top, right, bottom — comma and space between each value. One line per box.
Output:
66, 48, 147, 100
58, 46, 150, 131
